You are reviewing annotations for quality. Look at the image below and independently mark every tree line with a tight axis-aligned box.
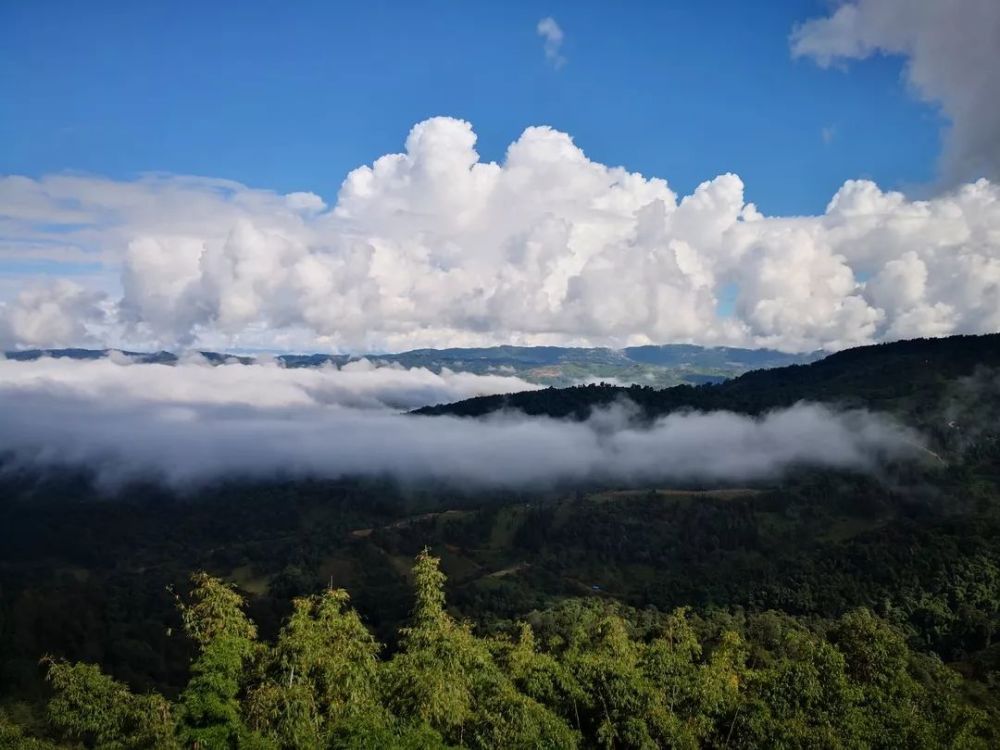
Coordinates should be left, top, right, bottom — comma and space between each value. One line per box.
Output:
2, 550, 994, 749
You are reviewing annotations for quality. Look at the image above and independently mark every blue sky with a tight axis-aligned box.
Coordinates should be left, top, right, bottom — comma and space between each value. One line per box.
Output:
0, 0, 943, 215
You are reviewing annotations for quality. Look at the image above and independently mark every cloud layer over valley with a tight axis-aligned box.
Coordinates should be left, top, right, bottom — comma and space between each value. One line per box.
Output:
0, 355, 923, 488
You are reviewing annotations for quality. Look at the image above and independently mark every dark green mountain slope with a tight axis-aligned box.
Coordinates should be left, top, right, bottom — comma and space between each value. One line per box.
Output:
414, 333, 1000, 428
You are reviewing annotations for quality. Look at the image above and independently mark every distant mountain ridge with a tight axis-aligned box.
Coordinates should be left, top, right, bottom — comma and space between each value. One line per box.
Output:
413, 333, 1000, 435
2, 343, 823, 387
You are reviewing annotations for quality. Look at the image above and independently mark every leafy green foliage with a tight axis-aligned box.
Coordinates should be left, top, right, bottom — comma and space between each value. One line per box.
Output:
44, 660, 176, 749
175, 573, 260, 749
0, 708, 60, 750
246, 588, 385, 748
384, 550, 577, 748
7, 553, 992, 749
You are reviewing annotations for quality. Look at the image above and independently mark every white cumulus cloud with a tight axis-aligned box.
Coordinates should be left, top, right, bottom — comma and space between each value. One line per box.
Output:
1, 118, 999, 354
791, 0, 1000, 184
0, 280, 107, 349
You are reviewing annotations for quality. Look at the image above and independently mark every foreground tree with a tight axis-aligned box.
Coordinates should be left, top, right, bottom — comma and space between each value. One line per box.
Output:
174, 573, 262, 749
44, 660, 176, 749
384, 549, 577, 749
16, 551, 997, 749
1, 708, 60, 750
246, 588, 387, 748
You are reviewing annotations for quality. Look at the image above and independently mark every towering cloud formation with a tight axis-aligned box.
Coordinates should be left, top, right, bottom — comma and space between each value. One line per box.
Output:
2, 118, 999, 353
0, 281, 107, 349
792, 0, 1000, 184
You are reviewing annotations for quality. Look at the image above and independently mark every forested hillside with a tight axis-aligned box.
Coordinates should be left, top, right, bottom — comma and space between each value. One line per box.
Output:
1, 334, 999, 747
2, 552, 993, 748
414, 334, 1000, 433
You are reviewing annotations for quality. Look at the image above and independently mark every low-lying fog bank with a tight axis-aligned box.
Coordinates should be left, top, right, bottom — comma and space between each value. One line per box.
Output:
0, 355, 923, 488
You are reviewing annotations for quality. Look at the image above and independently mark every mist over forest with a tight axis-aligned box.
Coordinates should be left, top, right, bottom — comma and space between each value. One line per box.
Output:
0, 353, 921, 488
